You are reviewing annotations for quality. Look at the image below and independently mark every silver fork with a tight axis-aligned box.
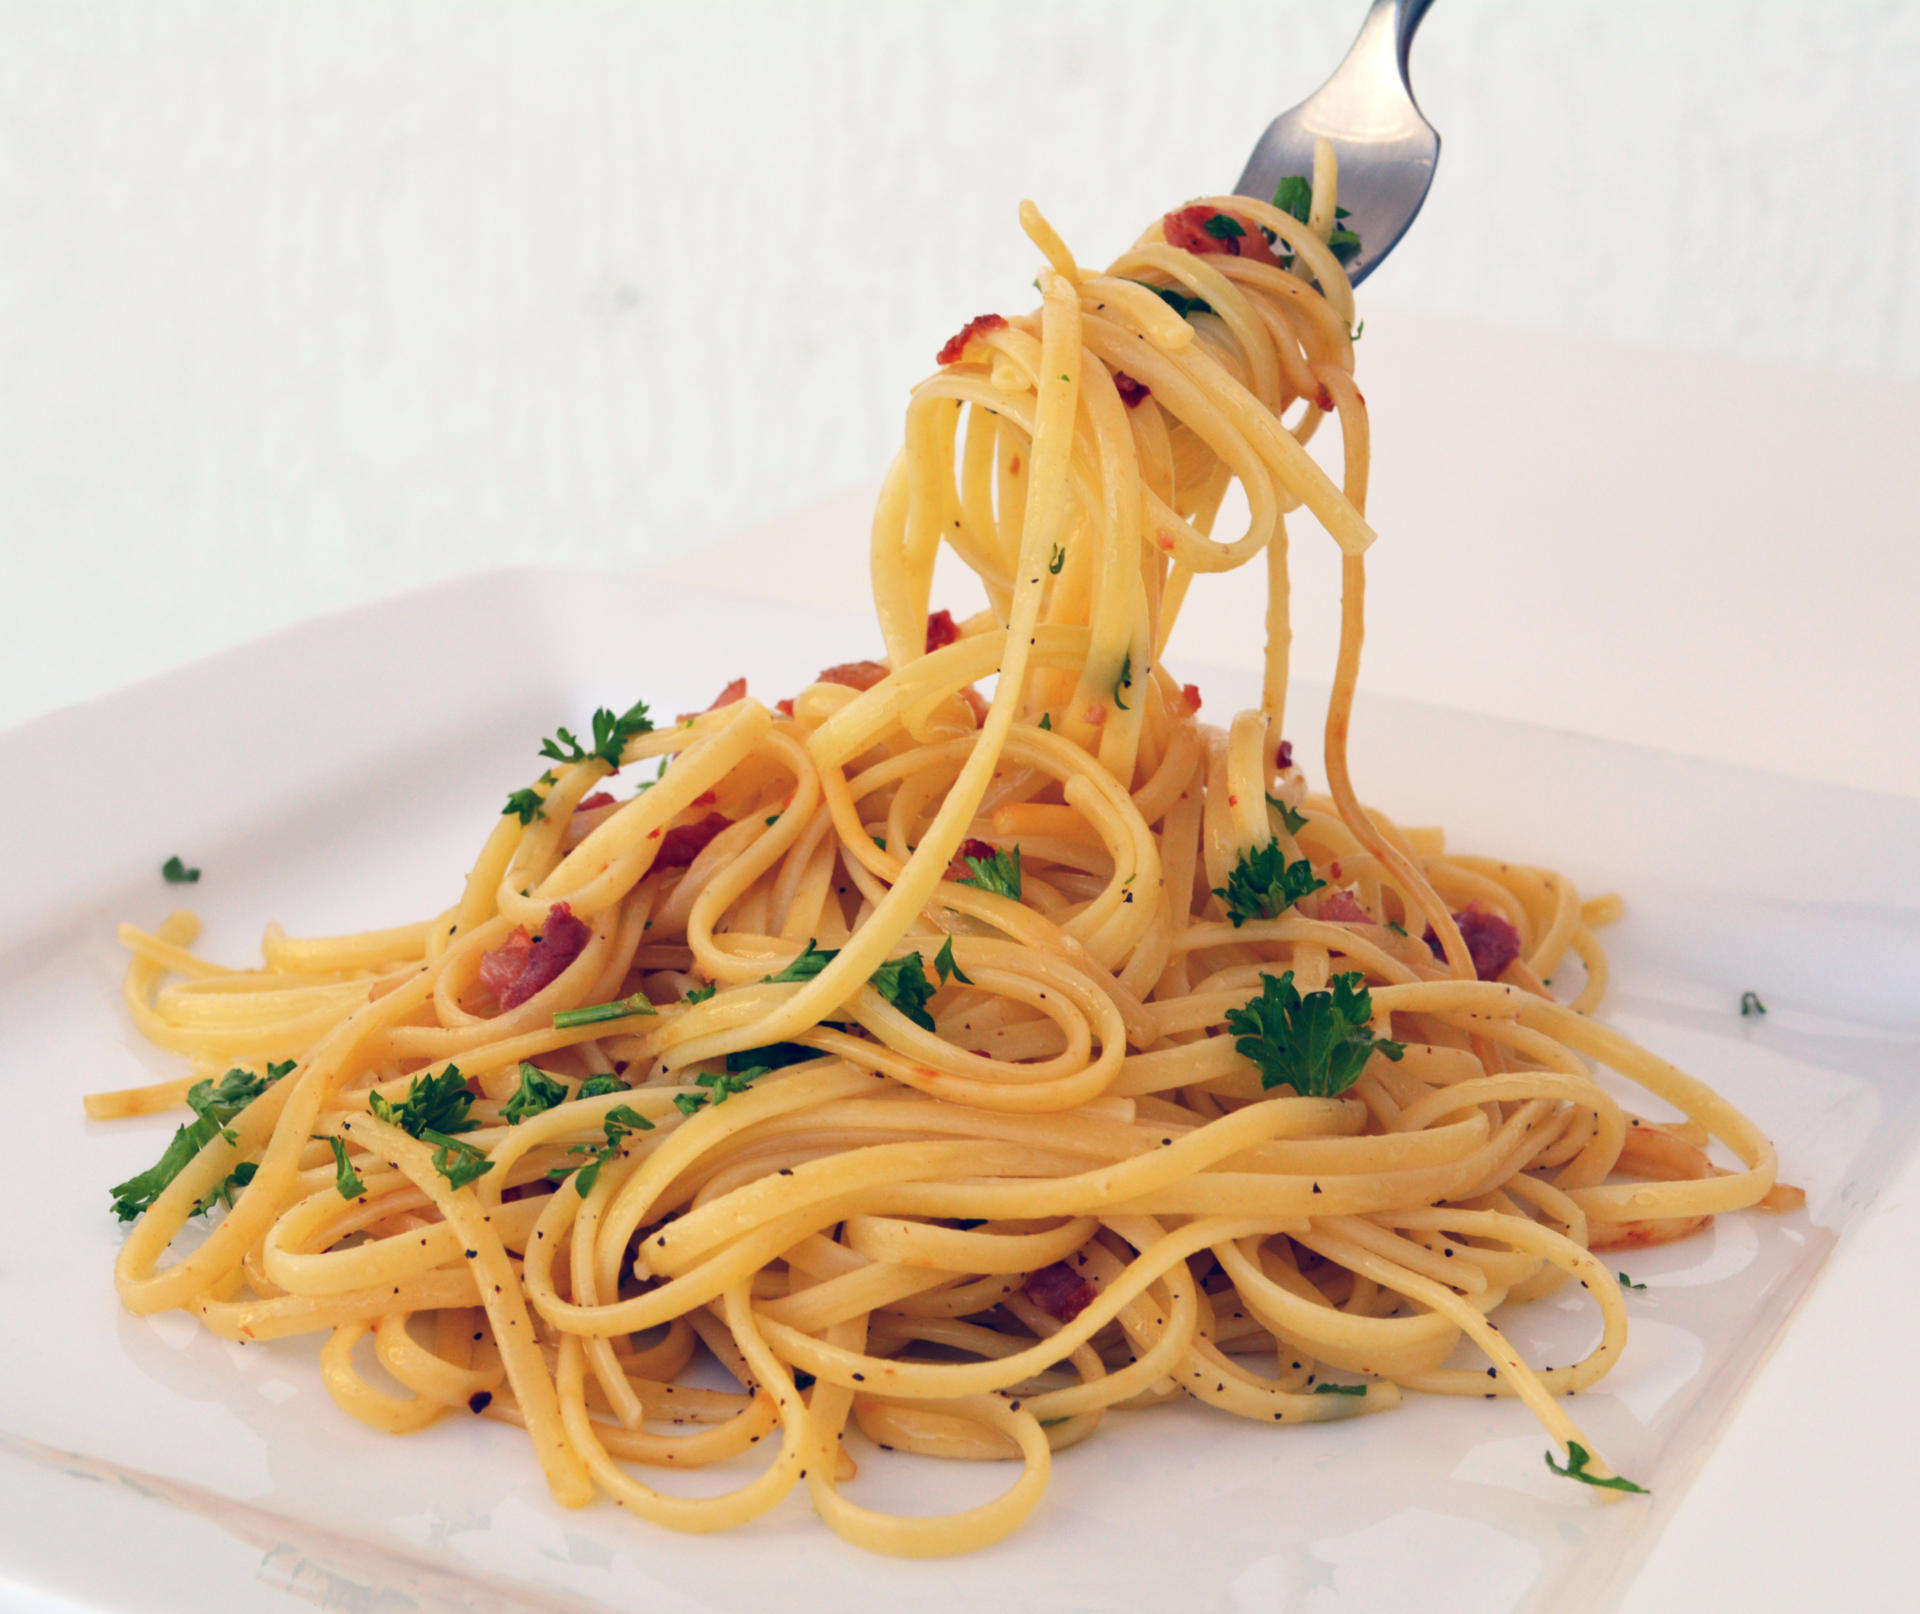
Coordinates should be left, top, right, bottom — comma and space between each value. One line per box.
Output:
1233, 0, 1439, 287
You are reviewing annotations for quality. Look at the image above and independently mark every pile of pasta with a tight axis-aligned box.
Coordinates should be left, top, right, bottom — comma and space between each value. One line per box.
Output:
98, 149, 1793, 1557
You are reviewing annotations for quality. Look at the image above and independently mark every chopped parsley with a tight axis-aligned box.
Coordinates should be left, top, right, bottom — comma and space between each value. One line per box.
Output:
502, 786, 547, 825
160, 855, 200, 884
575, 1073, 629, 1100
320, 1135, 365, 1199
549, 1103, 654, 1196
1202, 211, 1245, 240
768, 941, 838, 983
368, 1068, 477, 1138
1544, 1441, 1648, 1494
1048, 544, 1066, 575
1269, 176, 1361, 267
1266, 793, 1309, 837
1113, 652, 1134, 713
194, 1161, 257, 1216
1385, 920, 1408, 937
1124, 278, 1213, 318
674, 1065, 772, 1118
108, 1061, 294, 1222
1224, 970, 1404, 1098
935, 936, 972, 986
1213, 841, 1325, 926
684, 982, 718, 1005
1740, 991, 1767, 1017
957, 844, 1022, 901
725, 1043, 819, 1073
539, 698, 654, 772
1311, 1382, 1367, 1397
1617, 1272, 1646, 1292
1345, 318, 1365, 342
502, 1062, 568, 1125
1038, 712, 1052, 730
870, 954, 938, 1032
552, 992, 657, 1029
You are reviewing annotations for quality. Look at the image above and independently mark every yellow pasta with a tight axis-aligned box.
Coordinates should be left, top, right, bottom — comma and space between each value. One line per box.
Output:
96, 156, 1794, 1556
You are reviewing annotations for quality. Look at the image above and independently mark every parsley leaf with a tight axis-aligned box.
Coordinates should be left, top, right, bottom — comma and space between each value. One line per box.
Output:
1272, 175, 1313, 222
1113, 651, 1133, 713
1617, 1271, 1646, 1292
1224, 970, 1404, 1098
1124, 278, 1213, 318
552, 992, 657, 1029
110, 1063, 293, 1221
870, 955, 938, 1032
935, 936, 973, 986
502, 1062, 568, 1125
768, 941, 838, 983
320, 1136, 364, 1199
684, 982, 717, 1005
422, 1129, 493, 1191
1048, 544, 1066, 575
161, 855, 200, 884
1202, 212, 1245, 240
957, 844, 1022, 901
725, 1043, 819, 1073
575, 1073, 629, 1099
1038, 712, 1052, 730
539, 698, 653, 772
502, 786, 547, 824
1327, 227, 1361, 266
1544, 1441, 1648, 1494
1213, 841, 1325, 926
549, 1102, 655, 1196
1311, 1382, 1367, 1397
1740, 990, 1767, 1017
1266, 793, 1309, 837
367, 1067, 477, 1138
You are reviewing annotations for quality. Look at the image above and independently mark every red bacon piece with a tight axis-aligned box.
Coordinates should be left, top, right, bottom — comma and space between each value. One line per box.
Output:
775, 698, 796, 718
707, 676, 747, 711
1162, 204, 1282, 268
1182, 683, 1203, 713
1424, 904, 1523, 981
1113, 371, 1151, 408
817, 660, 890, 692
578, 792, 616, 811
654, 812, 730, 870
948, 836, 1000, 882
925, 609, 960, 653
1024, 1262, 1097, 1324
1317, 890, 1373, 925
478, 902, 592, 1010
936, 313, 1007, 367
1275, 739, 1295, 771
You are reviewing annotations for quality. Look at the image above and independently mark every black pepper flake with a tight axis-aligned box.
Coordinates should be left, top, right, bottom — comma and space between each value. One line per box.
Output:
468, 1391, 493, 1414
852, 1372, 865, 1382
464, 1248, 477, 1259
1312, 1183, 1322, 1194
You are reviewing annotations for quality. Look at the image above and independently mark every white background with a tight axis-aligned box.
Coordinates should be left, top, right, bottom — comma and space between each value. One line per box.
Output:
2, 0, 1918, 797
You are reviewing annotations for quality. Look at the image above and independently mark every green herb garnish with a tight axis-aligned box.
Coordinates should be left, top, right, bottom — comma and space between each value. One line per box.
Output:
1048, 544, 1066, 575
1224, 970, 1403, 1098
1740, 991, 1767, 1017
161, 855, 200, 884
502, 786, 547, 825
368, 1067, 478, 1138
935, 936, 973, 986
870, 954, 938, 1032
552, 992, 657, 1029
1202, 212, 1245, 240
1272, 176, 1314, 222
548, 1103, 655, 1196
1311, 1382, 1367, 1397
1617, 1272, 1646, 1292
957, 844, 1022, 901
1213, 841, 1325, 926
109, 1062, 294, 1222
1124, 278, 1213, 318
321, 1136, 365, 1199
1113, 652, 1133, 713
768, 941, 838, 983
575, 1073, 629, 1100
539, 699, 654, 772
1266, 793, 1309, 837
1544, 1441, 1648, 1494
502, 1062, 568, 1125
684, 982, 718, 1005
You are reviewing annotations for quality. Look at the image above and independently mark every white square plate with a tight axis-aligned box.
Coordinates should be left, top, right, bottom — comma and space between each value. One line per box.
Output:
2, 570, 1916, 1613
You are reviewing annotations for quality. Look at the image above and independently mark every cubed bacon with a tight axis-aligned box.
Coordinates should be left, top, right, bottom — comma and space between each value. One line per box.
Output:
1318, 890, 1373, 925
775, 698, 796, 718
1424, 904, 1523, 981
925, 609, 961, 653
1276, 739, 1294, 771
936, 312, 1007, 367
478, 902, 592, 1010
1161, 204, 1282, 268
578, 792, 616, 811
1113, 371, 1151, 408
1182, 683, 1203, 714
1024, 1261, 1097, 1324
707, 677, 748, 711
817, 659, 890, 692
654, 812, 731, 870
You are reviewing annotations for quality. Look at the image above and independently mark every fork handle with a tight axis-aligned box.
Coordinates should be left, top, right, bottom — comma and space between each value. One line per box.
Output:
1371, 0, 1436, 81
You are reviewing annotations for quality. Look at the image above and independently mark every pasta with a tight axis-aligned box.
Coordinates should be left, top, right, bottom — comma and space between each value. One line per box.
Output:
96, 147, 1797, 1557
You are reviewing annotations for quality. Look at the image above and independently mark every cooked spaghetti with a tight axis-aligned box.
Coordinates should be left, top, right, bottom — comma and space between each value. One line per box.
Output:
96, 147, 1796, 1556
